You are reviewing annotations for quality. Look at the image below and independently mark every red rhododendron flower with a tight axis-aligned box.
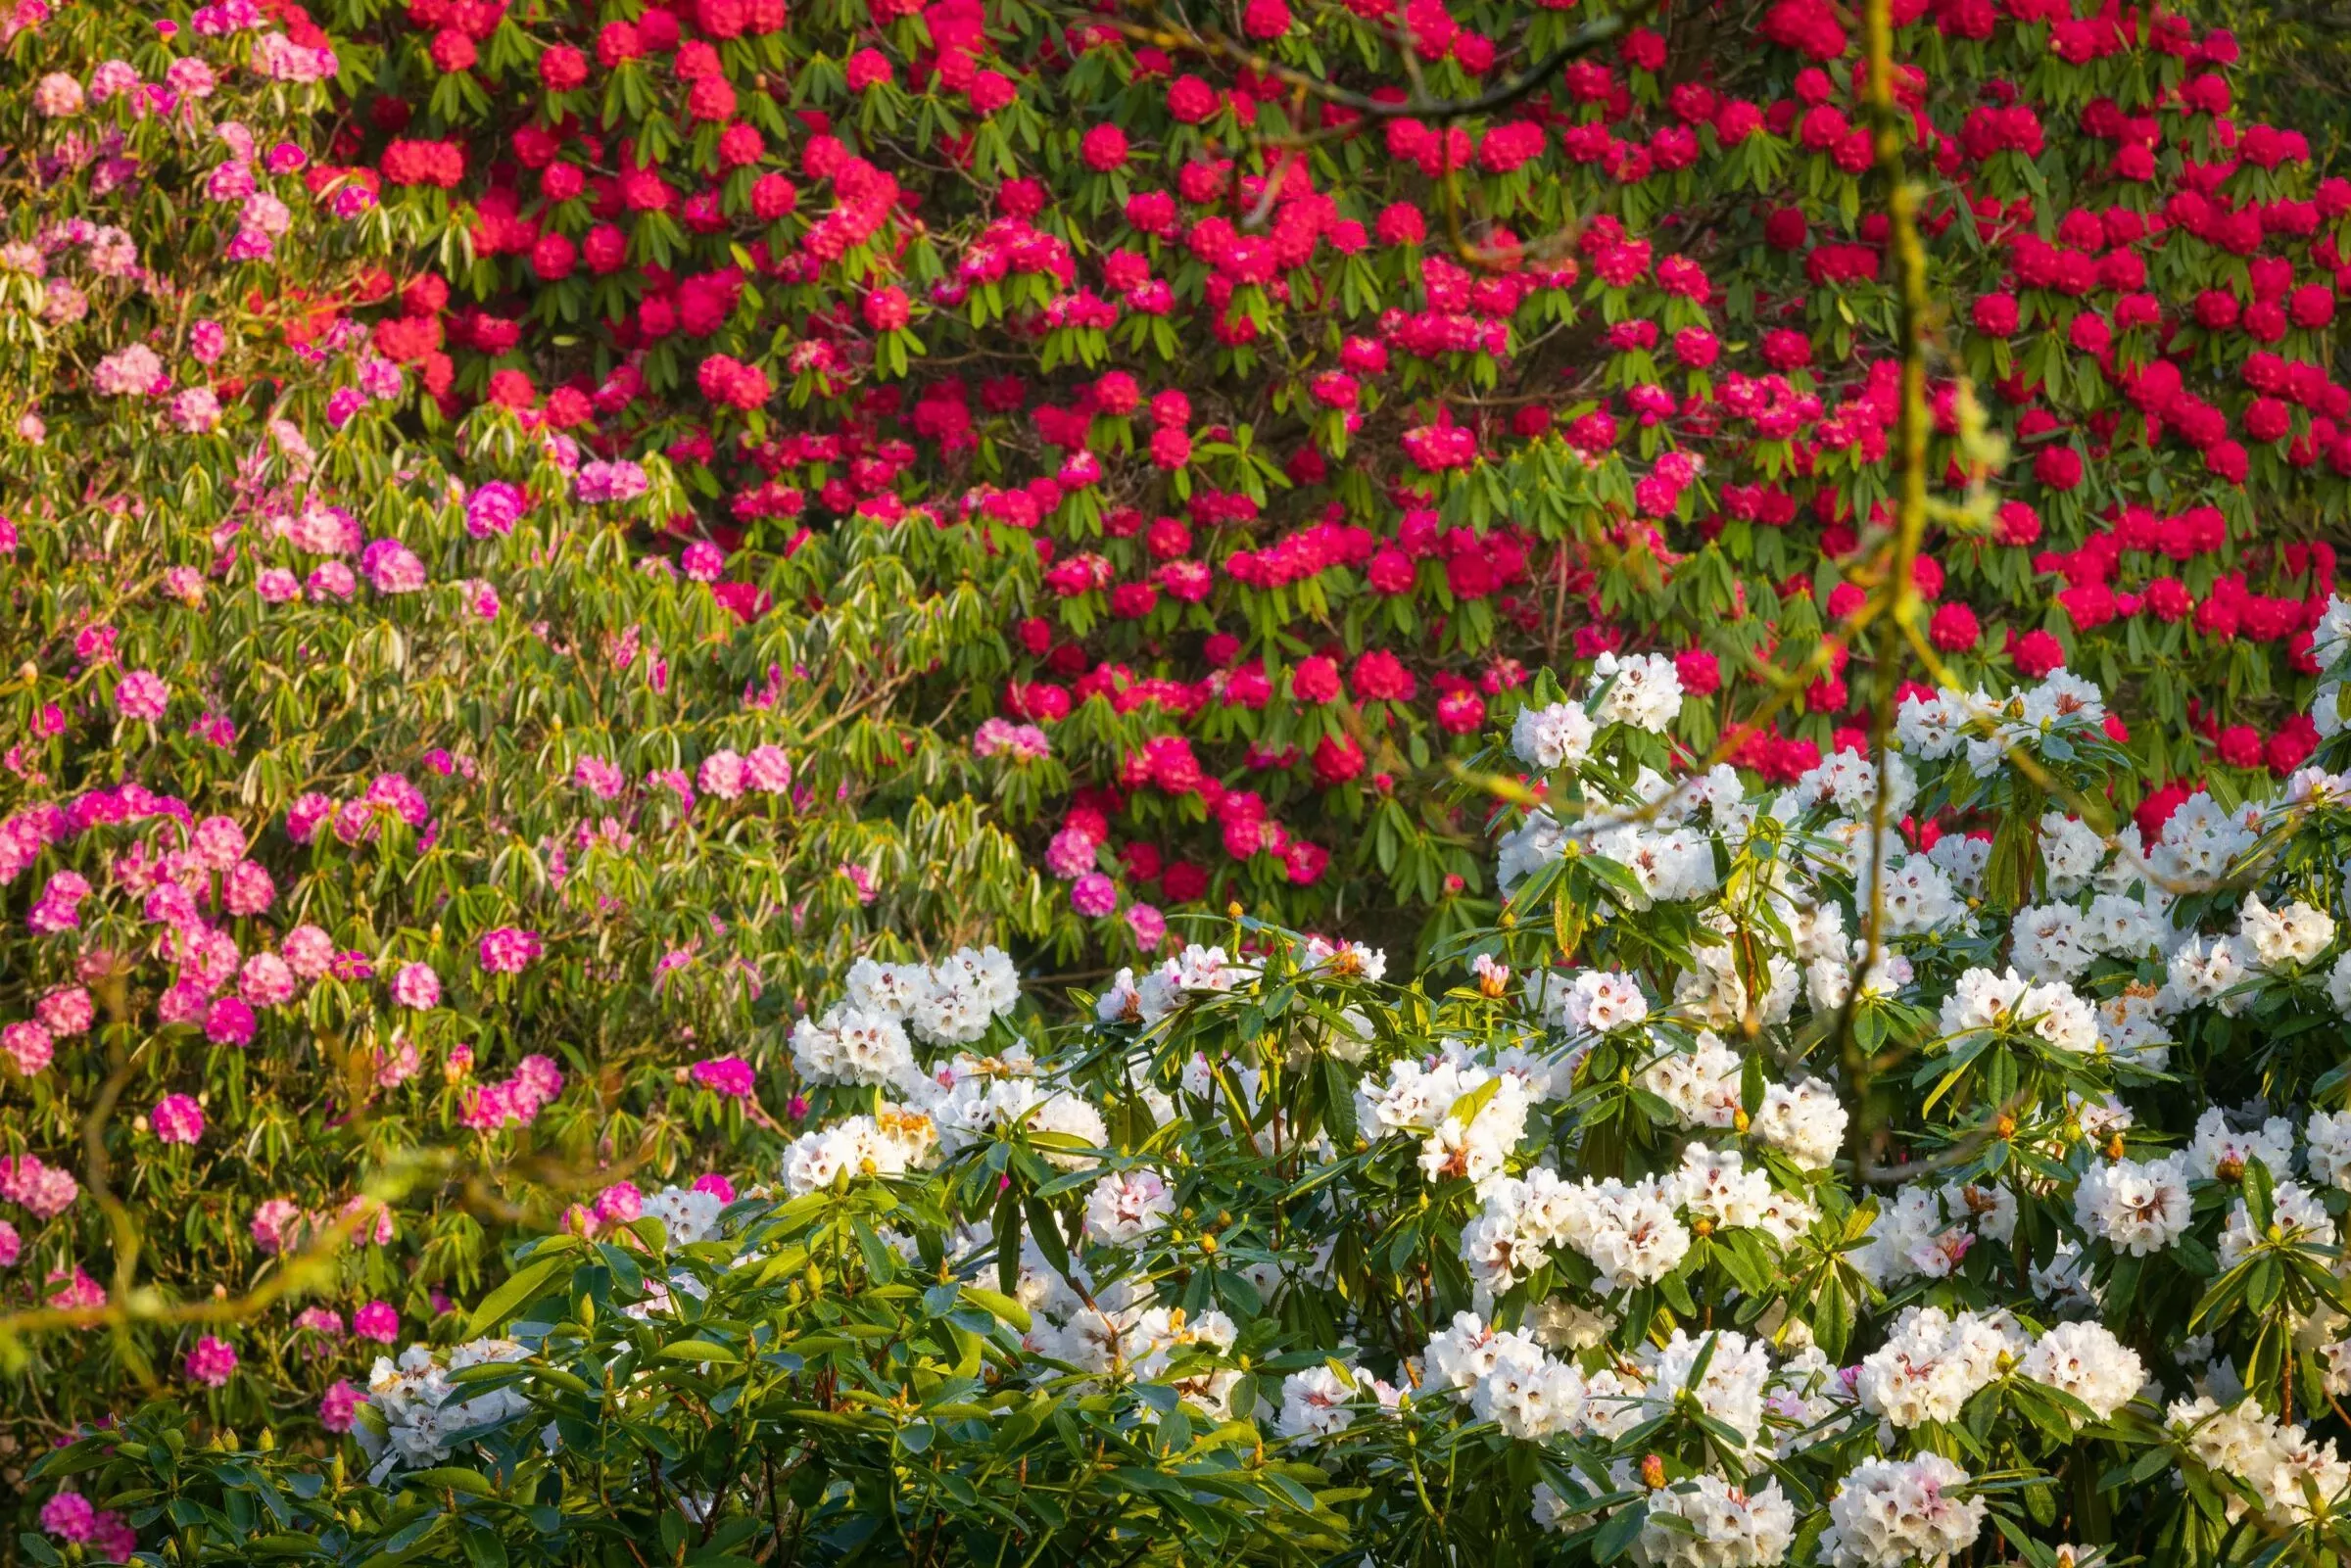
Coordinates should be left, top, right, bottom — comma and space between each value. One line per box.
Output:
1928, 602, 1981, 651
2011, 629, 2066, 677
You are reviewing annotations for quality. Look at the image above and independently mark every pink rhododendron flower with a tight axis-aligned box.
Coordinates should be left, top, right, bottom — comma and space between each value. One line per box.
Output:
113, 668, 168, 720
477, 927, 543, 973
2, 1020, 53, 1074
251, 1197, 304, 1253
3, 1155, 79, 1218
391, 961, 441, 1009
319, 1379, 363, 1432
39, 1491, 95, 1542
152, 1093, 206, 1145
184, 1335, 237, 1387
691, 1056, 756, 1097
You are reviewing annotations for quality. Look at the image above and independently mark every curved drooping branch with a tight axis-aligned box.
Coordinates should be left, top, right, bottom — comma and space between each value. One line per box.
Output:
1109, 0, 1662, 123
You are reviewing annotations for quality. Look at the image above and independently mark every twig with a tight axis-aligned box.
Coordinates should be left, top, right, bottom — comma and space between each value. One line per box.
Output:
1834, 0, 1938, 1172
1113, 0, 1659, 123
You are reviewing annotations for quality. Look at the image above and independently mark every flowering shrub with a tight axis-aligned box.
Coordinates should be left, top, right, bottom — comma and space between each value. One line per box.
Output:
196, 0, 2351, 954
31, 602, 2351, 1561
14, 0, 2351, 1557
0, 0, 1060, 1520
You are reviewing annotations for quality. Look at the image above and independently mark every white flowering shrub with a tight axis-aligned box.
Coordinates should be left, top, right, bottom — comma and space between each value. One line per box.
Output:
40, 604, 2351, 1565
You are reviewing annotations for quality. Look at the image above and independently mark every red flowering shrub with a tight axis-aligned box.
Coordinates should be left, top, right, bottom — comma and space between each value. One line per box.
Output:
235, 0, 2346, 957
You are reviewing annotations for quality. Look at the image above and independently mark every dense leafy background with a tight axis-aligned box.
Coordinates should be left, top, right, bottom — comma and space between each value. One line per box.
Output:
5, 0, 2351, 1558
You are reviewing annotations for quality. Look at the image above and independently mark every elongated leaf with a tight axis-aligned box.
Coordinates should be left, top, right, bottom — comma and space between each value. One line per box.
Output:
466, 1256, 572, 1338
958, 1286, 1032, 1333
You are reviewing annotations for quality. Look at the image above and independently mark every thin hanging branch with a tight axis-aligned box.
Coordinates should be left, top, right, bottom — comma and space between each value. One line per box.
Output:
1840, 0, 1943, 1185
1110, 0, 1662, 123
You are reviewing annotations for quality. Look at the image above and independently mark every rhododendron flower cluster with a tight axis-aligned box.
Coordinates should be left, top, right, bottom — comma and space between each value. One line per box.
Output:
10, 0, 2315, 969
39, 604, 2351, 1560
0, 0, 1069, 1540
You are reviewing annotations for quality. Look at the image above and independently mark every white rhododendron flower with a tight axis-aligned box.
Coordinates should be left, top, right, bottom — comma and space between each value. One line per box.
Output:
1511, 700, 1597, 772
1082, 1167, 1175, 1244
1821, 1454, 1987, 1568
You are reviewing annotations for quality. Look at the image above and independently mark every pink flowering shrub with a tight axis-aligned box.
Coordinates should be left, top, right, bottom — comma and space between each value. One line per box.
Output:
0, 0, 1054, 1514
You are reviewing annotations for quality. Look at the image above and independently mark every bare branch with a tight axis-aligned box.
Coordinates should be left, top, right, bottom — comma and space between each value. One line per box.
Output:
1111, 0, 1659, 123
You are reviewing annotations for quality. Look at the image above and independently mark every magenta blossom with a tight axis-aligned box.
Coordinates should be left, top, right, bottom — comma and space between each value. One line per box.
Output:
464, 480, 525, 537
295, 1307, 346, 1341
113, 668, 168, 720
477, 926, 543, 974
360, 538, 427, 594
391, 961, 442, 1009
90, 1510, 136, 1561
152, 1092, 206, 1145
339, 1192, 396, 1246
48, 1268, 106, 1311
319, 1379, 363, 1432
1045, 827, 1099, 879
697, 748, 746, 799
2, 1020, 54, 1075
744, 744, 792, 792
222, 859, 276, 915
39, 1491, 95, 1543
240, 951, 297, 1007
1070, 872, 1119, 918
27, 869, 91, 933
35, 985, 94, 1034
251, 1197, 304, 1254
690, 1055, 757, 1098
204, 995, 257, 1046
184, 1334, 237, 1387
1, 1155, 79, 1218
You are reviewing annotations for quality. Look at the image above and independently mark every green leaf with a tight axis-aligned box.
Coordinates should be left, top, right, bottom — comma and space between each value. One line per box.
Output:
958, 1286, 1032, 1333
1320, 1054, 1358, 1145
2245, 1257, 2283, 1318
465, 1255, 572, 1337
994, 1188, 1024, 1298
2243, 1155, 2276, 1235
1025, 1196, 1072, 1276
1594, 1501, 1649, 1562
